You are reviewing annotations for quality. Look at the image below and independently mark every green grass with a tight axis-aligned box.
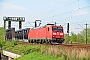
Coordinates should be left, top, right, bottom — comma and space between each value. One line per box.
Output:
2, 42, 64, 60
3, 44, 41, 55
2, 41, 89, 60
14, 52, 64, 60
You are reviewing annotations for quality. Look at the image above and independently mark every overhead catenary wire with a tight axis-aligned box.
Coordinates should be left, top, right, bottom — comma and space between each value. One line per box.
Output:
57, 11, 90, 22
28, 22, 34, 28
41, 6, 90, 20
29, 0, 79, 19
25, 0, 90, 34
26, 0, 90, 27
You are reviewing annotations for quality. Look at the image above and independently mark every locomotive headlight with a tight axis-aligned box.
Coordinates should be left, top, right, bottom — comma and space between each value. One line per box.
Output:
60, 33, 63, 35
53, 36, 55, 37
53, 33, 56, 35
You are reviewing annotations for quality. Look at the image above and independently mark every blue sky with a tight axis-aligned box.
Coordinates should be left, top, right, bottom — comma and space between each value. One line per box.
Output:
0, 0, 90, 34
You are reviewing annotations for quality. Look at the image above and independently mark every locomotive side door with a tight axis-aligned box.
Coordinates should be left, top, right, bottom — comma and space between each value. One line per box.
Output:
46, 26, 52, 40
46, 27, 49, 39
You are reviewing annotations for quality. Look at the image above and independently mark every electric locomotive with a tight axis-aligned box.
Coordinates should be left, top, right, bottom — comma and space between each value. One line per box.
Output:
28, 24, 65, 44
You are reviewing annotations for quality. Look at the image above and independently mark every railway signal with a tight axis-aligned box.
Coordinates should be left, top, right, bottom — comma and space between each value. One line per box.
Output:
67, 23, 70, 43
67, 23, 69, 33
19, 21, 22, 29
3, 17, 25, 29
8, 21, 11, 29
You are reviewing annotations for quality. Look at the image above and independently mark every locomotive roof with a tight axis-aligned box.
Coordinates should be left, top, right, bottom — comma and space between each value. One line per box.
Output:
46, 24, 54, 25
30, 24, 63, 30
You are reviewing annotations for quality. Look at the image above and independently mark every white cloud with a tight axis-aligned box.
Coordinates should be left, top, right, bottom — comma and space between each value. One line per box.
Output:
70, 27, 83, 34
73, 10, 90, 16
1, 2, 26, 10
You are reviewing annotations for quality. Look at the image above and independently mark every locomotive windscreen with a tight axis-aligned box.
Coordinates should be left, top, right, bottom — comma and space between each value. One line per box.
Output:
57, 27, 63, 32
52, 27, 63, 32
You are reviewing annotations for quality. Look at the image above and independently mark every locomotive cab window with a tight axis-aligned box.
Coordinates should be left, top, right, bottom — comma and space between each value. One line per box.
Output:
48, 27, 49, 31
52, 27, 63, 32
52, 27, 57, 31
57, 28, 63, 32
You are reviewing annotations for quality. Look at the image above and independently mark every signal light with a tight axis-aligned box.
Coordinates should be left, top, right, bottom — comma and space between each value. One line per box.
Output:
8, 21, 11, 29
19, 21, 22, 29
67, 23, 69, 33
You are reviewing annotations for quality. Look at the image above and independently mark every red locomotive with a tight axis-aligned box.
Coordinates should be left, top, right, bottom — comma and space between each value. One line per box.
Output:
28, 24, 65, 44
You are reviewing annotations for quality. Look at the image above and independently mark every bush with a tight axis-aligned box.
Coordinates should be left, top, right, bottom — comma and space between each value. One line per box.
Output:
2, 39, 17, 49
11, 45, 41, 55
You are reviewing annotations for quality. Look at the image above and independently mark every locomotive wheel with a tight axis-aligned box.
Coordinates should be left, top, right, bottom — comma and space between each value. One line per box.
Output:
33, 40, 35, 43
50, 41, 53, 45
46, 39, 49, 43
36, 39, 39, 44
40, 40, 43, 44
34, 40, 36, 43
28, 40, 30, 43
31, 40, 33, 43
41, 40, 43, 44
45, 40, 47, 43
44, 39, 46, 43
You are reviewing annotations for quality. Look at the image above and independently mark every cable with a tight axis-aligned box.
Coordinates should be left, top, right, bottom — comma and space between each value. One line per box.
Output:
41, 6, 90, 20
28, 22, 34, 28
60, 12, 90, 21
78, 24, 84, 29
29, 0, 78, 19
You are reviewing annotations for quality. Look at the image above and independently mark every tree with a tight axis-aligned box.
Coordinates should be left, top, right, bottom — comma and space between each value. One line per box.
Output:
77, 33, 83, 43
87, 27, 90, 43
0, 27, 6, 52
0, 27, 6, 60
77, 31, 85, 43
77, 26, 90, 43
64, 34, 69, 43
70, 32, 77, 43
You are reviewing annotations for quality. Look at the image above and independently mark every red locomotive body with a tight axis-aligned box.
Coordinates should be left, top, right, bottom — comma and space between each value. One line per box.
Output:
28, 24, 64, 44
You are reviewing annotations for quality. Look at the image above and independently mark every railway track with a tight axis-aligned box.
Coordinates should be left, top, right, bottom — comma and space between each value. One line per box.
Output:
17, 42, 90, 48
